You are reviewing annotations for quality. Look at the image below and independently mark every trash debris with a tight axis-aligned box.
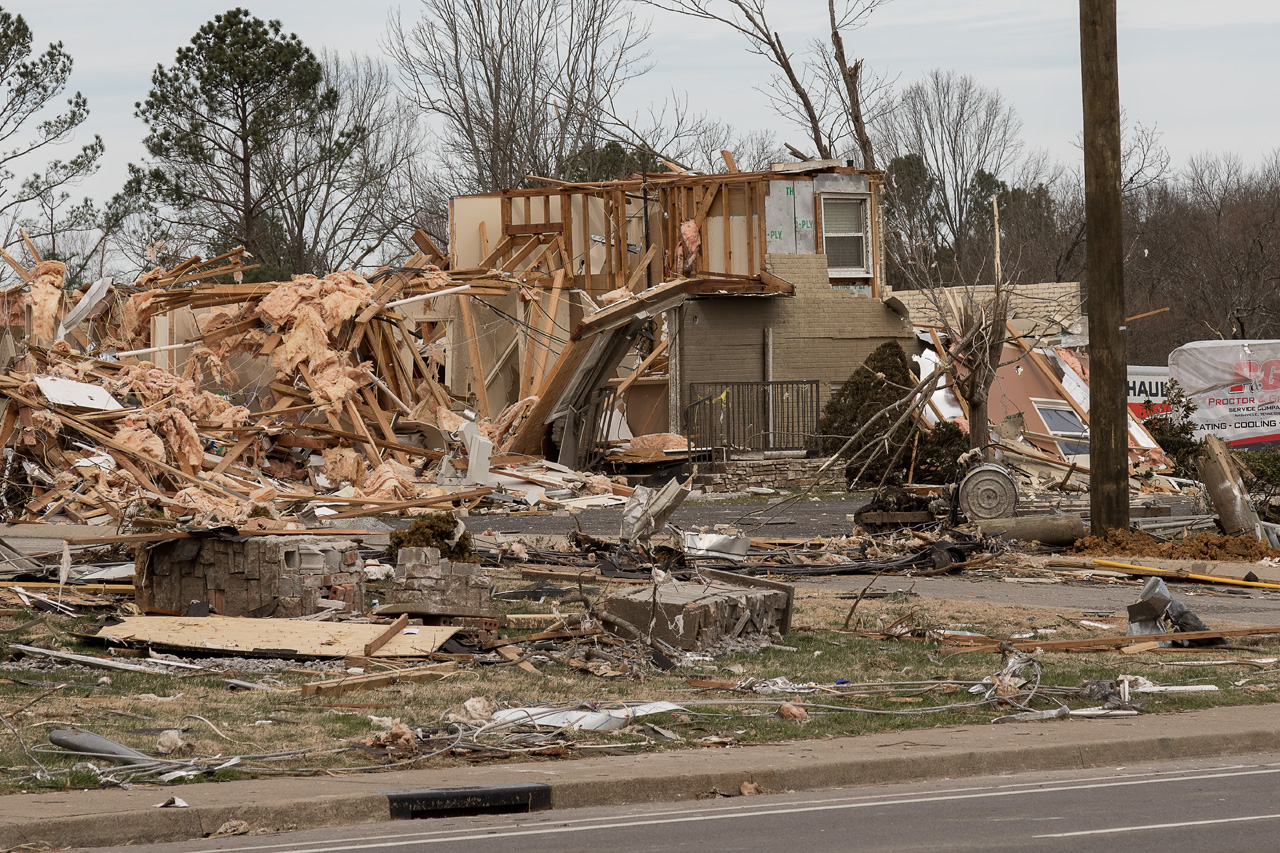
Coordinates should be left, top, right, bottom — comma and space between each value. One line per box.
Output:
1127, 577, 1226, 647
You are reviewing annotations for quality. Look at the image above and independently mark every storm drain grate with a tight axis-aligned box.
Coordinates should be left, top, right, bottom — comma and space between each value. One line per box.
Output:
385, 784, 552, 819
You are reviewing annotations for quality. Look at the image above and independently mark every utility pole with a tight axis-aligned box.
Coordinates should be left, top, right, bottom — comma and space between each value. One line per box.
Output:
1079, 0, 1129, 533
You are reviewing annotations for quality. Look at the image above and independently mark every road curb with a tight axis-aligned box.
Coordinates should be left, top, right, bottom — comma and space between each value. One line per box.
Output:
5, 710, 1280, 851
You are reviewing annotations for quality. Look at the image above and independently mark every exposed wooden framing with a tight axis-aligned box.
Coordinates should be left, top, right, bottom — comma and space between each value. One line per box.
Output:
693, 181, 722, 234
500, 234, 546, 274
1005, 320, 1090, 425
361, 387, 408, 465
478, 234, 514, 269
757, 179, 768, 266
720, 150, 739, 172
504, 222, 563, 237
560, 193, 573, 275
519, 290, 542, 400
531, 269, 566, 393
601, 192, 614, 293
580, 191, 592, 285
625, 245, 658, 293
723, 184, 733, 274
615, 338, 669, 399
410, 229, 445, 263
456, 294, 490, 418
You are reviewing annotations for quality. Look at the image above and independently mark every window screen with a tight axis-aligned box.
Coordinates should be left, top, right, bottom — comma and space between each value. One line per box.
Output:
822, 197, 866, 273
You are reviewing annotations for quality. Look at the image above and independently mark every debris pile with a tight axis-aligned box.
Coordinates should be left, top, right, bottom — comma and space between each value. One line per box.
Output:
0, 236, 648, 530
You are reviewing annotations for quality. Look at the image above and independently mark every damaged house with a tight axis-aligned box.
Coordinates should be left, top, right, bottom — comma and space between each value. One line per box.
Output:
438, 159, 917, 476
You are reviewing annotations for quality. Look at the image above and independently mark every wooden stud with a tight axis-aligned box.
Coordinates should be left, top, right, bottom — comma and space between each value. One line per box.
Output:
361, 387, 408, 464
457, 295, 490, 418
615, 338, 669, 399
363, 614, 409, 656
723, 184, 733, 275
531, 269, 566, 394
625, 245, 658, 293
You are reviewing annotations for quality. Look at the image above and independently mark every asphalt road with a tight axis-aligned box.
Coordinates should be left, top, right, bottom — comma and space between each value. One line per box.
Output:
76, 754, 1280, 853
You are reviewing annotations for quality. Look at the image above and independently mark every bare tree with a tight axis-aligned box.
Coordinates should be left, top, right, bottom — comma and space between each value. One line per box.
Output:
637, 0, 888, 168
877, 70, 1026, 278
0, 7, 102, 278
267, 53, 428, 274
386, 0, 650, 194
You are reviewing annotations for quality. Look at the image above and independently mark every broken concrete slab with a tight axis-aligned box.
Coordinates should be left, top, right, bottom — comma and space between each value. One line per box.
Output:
603, 573, 792, 651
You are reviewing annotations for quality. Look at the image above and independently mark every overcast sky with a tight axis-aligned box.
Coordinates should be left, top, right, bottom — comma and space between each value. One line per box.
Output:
10, 0, 1280, 202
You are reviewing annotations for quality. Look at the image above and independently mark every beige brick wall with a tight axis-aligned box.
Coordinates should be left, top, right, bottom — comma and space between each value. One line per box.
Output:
675, 254, 917, 419
892, 282, 1082, 330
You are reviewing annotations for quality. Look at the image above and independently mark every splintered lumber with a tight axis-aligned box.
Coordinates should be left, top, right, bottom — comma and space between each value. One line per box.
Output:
1092, 559, 1280, 591
482, 627, 601, 649
363, 614, 410, 656
1, 581, 134, 594
322, 487, 492, 520
95, 615, 458, 658
952, 625, 1280, 654
10, 644, 177, 673
65, 528, 379, 545
299, 662, 457, 698
495, 643, 544, 676
518, 565, 649, 585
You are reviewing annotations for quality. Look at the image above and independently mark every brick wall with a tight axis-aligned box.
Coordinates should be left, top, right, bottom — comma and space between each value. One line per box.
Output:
692, 456, 834, 492
892, 282, 1082, 330
676, 253, 917, 420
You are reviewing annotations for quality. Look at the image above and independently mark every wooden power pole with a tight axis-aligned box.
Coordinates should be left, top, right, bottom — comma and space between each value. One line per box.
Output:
1079, 0, 1129, 533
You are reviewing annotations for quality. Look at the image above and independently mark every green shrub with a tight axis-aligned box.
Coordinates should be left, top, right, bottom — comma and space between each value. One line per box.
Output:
1142, 381, 1201, 478
820, 342, 964, 486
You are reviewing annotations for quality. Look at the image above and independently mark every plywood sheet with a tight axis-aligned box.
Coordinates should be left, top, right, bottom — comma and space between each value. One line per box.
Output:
96, 615, 456, 659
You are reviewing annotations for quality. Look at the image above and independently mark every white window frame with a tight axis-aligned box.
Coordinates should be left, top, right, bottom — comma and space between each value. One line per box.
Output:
820, 194, 870, 278
1030, 398, 1090, 460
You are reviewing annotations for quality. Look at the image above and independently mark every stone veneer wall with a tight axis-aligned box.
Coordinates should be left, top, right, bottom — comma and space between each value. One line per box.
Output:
692, 456, 834, 492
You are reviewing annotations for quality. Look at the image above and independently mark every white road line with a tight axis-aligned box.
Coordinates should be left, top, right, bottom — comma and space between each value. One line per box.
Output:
188, 762, 1272, 853
183, 765, 1280, 853
176, 765, 1257, 853
1034, 812, 1280, 838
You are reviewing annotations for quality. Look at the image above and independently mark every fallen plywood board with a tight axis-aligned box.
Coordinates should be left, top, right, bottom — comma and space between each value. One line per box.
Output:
96, 615, 457, 659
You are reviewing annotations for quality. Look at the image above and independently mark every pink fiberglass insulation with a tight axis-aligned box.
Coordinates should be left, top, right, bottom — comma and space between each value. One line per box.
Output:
26, 260, 66, 343
629, 432, 688, 453
270, 305, 329, 377
323, 447, 366, 487
309, 354, 373, 413
146, 407, 204, 470
114, 415, 166, 464
356, 461, 447, 505
121, 291, 158, 345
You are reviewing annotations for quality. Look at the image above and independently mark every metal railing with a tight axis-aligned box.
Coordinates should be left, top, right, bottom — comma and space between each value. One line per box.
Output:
685, 380, 820, 455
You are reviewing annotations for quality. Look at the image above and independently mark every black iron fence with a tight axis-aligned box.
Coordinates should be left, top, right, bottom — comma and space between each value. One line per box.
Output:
685, 380, 821, 455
